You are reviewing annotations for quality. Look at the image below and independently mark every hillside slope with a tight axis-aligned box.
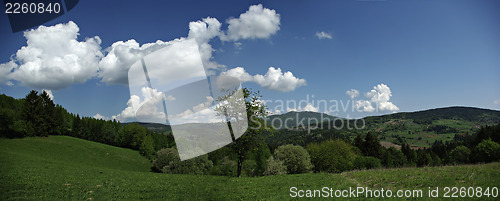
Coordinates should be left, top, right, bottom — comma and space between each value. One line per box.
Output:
1, 136, 499, 200
266, 107, 500, 148
361, 107, 500, 148
366, 106, 500, 124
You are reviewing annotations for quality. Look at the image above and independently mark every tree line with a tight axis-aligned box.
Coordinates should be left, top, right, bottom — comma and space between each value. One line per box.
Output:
149, 122, 499, 177
0, 90, 174, 160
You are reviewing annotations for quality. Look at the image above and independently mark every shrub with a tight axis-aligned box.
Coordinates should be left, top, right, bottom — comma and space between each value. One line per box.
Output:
354, 156, 382, 170
307, 140, 359, 173
161, 155, 213, 175
449, 145, 471, 164
274, 144, 313, 174
475, 139, 500, 163
416, 151, 433, 167
242, 159, 257, 177
430, 152, 442, 166
139, 134, 155, 160
152, 148, 213, 174
151, 148, 178, 172
252, 144, 272, 176
263, 156, 287, 176
210, 156, 237, 176
208, 147, 236, 165
381, 147, 407, 168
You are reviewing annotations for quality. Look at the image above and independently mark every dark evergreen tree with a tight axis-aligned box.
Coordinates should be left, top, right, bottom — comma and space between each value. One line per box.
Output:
353, 134, 364, 149
416, 150, 432, 167
22, 90, 42, 136
362, 131, 382, 158
39, 90, 56, 136
401, 143, 417, 164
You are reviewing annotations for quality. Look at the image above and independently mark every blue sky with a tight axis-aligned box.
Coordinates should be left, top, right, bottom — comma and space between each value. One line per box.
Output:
0, 0, 499, 121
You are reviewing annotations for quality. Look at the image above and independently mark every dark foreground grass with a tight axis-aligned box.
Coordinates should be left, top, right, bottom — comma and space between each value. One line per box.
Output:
1, 136, 498, 200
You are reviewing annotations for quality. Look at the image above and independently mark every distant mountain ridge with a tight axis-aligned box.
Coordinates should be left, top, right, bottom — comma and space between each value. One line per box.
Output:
264, 106, 500, 148
267, 106, 500, 129
122, 122, 172, 133
362, 106, 500, 126
132, 106, 500, 133
266, 111, 337, 129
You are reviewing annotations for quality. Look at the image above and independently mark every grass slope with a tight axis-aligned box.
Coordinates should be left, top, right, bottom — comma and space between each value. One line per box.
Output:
1, 136, 499, 200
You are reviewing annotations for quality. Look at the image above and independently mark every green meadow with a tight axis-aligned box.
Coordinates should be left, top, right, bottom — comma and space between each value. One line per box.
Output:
1, 136, 498, 200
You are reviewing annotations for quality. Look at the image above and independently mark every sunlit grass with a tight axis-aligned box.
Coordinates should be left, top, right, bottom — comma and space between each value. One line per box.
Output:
1, 136, 498, 200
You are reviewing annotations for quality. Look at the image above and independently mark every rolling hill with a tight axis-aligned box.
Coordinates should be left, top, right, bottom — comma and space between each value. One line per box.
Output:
359, 106, 500, 148
265, 107, 500, 148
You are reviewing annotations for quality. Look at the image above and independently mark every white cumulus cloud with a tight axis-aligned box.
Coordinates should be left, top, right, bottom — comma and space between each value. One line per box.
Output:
98, 39, 171, 85
494, 99, 500, 105
1, 4, 283, 90
315, 32, 332, 39
188, 17, 221, 44
5, 21, 103, 90
221, 4, 280, 41
349, 83, 399, 112
99, 16, 223, 85
355, 100, 375, 112
99, 16, 224, 85
0, 61, 16, 85
112, 87, 167, 123
93, 113, 109, 120
365, 84, 399, 112
346, 89, 360, 99
187, 17, 223, 71
286, 103, 319, 113
303, 103, 319, 112
221, 67, 306, 92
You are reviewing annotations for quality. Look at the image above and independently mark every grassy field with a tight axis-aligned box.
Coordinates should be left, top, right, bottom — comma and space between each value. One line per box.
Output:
1, 136, 499, 200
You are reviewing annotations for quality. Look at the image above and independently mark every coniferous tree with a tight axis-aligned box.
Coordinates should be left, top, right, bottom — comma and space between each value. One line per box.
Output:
402, 143, 417, 164
353, 134, 364, 149
72, 114, 81, 137
39, 90, 55, 136
362, 132, 382, 158
22, 90, 42, 136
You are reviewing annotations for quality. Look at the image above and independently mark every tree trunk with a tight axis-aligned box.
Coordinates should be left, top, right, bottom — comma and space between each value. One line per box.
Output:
237, 153, 243, 177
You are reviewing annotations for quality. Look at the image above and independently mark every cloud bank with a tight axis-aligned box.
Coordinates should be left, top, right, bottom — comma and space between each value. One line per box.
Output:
221, 67, 306, 92
0, 4, 285, 90
0, 4, 305, 123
